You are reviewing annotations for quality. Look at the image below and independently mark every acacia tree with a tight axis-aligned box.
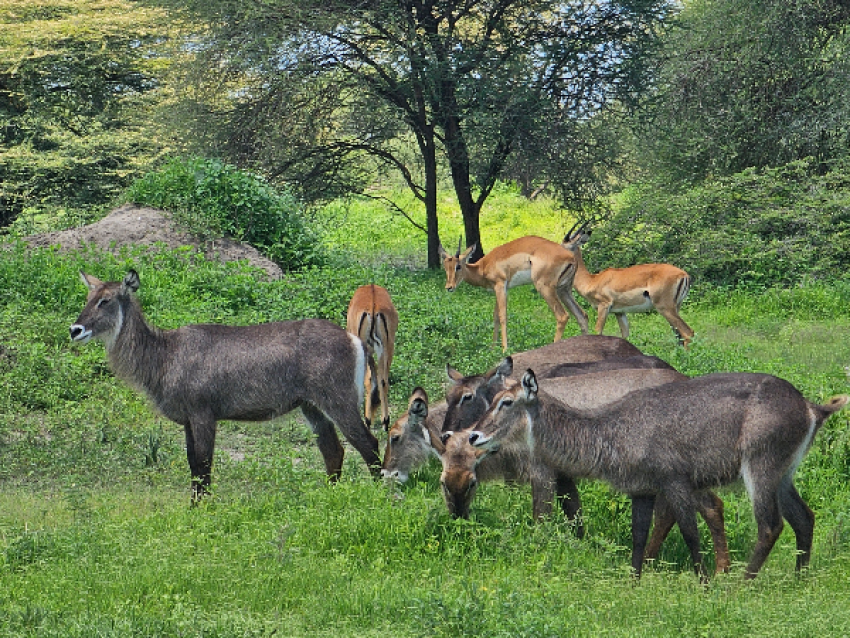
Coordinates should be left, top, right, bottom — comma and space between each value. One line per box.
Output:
165, 0, 669, 265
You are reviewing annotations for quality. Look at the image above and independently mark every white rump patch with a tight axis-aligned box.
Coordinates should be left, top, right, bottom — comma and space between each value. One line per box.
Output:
349, 332, 367, 405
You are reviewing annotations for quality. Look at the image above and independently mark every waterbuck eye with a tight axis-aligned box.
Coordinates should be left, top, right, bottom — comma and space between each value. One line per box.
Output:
459, 392, 473, 406
498, 398, 514, 410
96, 297, 111, 308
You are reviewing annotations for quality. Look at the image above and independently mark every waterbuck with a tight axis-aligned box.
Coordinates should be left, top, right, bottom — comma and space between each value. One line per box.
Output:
467, 369, 848, 579
382, 335, 642, 484
70, 270, 382, 502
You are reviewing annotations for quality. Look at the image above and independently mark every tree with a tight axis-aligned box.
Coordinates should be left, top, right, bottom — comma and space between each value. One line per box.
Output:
157, 0, 670, 266
0, 0, 179, 226
634, 0, 850, 184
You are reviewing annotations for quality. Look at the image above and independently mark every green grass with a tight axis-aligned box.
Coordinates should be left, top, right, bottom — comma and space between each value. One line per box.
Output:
2, 190, 850, 636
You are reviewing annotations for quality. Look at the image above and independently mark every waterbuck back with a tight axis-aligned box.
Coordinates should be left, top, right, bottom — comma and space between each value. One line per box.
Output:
71, 270, 381, 502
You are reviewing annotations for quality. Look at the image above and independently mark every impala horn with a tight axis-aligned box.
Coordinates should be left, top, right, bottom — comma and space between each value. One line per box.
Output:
456, 236, 463, 258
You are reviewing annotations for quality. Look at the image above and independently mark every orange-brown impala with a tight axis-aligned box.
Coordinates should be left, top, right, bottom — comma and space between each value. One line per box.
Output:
439, 236, 589, 351
562, 225, 695, 347
346, 284, 399, 429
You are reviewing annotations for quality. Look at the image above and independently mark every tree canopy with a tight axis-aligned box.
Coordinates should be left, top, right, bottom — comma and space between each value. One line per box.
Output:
157, 0, 671, 264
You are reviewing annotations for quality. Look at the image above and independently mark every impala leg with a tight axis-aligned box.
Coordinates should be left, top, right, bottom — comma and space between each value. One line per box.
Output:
631, 495, 656, 579
184, 414, 217, 504
556, 285, 589, 334
363, 365, 375, 427
594, 301, 613, 335
615, 313, 630, 341
494, 283, 509, 350
778, 481, 815, 572
536, 284, 569, 342
655, 305, 694, 348
378, 353, 392, 430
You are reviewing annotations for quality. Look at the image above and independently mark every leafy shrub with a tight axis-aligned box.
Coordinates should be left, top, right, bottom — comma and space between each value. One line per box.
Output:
588, 158, 850, 289
125, 157, 324, 270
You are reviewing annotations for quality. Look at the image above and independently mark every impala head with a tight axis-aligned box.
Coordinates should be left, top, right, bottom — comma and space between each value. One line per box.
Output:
562, 221, 591, 251
438, 236, 477, 292
443, 357, 513, 432
70, 270, 140, 347
381, 387, 432, 483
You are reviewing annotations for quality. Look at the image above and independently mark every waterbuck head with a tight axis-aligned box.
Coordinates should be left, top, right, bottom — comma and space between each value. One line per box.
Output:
70, 270, 140, 347
381, 387, 433, 483
438, 236, 477, 292
442, 357, 513, 432
438, 428, 497, 519
467, 369, 540, 454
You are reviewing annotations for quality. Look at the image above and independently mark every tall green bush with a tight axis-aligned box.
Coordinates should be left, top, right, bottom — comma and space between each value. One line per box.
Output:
590, 158, 850, 289
125, 157, 324, 270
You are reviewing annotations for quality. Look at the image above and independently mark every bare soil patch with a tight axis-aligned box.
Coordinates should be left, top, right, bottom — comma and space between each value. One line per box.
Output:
24, 203, 283, 279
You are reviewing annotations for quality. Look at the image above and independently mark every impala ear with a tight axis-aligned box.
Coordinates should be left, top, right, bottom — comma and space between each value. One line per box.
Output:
79, 271, 103, 290
520, 370, 538, 400
121, 270, 140, 294
460, 243, 477, 262
440, 431, 453, 445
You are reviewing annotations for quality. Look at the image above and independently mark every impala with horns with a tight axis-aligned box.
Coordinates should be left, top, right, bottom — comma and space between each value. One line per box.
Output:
562, 225, 694, 347
70, 270, 382, 503
439, 236, 589, 350
346, 284, 399, 429
381, 335, 642, 484
466, 369, 847, 579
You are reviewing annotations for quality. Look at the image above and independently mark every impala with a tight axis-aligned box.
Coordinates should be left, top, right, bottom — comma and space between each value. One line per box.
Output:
439, 236, 589, 350
562, 225, 694, 347
70, 270, 382, 502
467, 369, 847, 579
346, 284, 399, 429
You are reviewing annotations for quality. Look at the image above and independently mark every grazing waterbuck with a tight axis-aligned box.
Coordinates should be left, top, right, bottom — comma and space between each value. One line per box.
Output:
70, 270, 382, 502
381, 335, 642, 484
467, 369, 848, 579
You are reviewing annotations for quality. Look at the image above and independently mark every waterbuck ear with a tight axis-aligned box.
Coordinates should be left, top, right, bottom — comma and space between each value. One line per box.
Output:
122, 269, 140, 294
520, 369, 538, 400
79, 271, 103, 290
409, 393, 428, 422
468, 430, 496, 450
446, 364, 464, 382
492, 356, 513, 382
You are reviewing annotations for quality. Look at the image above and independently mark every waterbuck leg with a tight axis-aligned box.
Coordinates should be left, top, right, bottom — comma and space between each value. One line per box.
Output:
184, 415, 217, 504
644, 494, 677, 562
307, 402, 382, 478
699, 491, 730, 573
302, 405, 345, 481
661, 483, 706, 580
555, 473, 585, 539
746, 491, 784, 579
530, 466, 556, 521
631, 495, 656, 579
778, 481, 815, 572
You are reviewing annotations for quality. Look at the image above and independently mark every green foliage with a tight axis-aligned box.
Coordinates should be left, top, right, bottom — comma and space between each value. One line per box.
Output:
2, 194, 850, 635
125, 157, 324, 269
591, 158, 850, 288
0, 0, 179, 226
635, 0, 850, 183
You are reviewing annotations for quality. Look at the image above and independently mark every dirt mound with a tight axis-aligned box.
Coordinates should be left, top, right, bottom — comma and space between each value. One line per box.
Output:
24, 203, 283, 279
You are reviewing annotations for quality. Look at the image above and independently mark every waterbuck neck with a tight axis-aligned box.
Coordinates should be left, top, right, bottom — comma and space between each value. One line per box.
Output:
106, 296, 171, 399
